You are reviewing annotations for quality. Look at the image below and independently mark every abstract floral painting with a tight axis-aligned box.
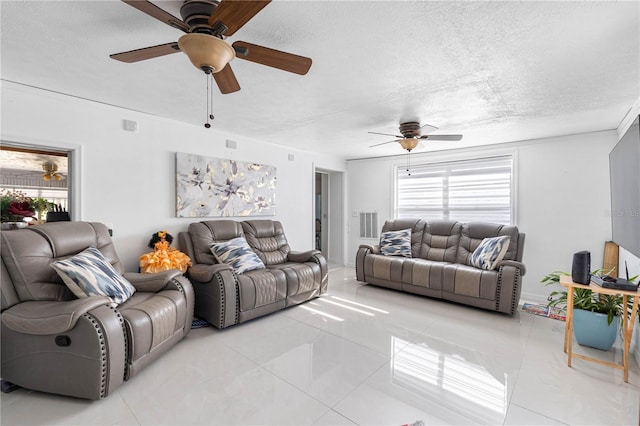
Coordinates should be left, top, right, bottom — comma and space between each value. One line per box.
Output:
176, 152, 276, 217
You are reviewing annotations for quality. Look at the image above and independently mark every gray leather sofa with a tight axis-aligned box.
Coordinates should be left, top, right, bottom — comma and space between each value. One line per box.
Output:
178, 219, 328, 329
356, 219, 526, 314
1, 221, 194, 399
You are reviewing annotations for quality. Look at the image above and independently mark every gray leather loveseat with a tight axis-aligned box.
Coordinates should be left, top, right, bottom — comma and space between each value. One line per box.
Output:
178, 219, 328, 329
1, 221, 194, 399
356, 219, 526, 314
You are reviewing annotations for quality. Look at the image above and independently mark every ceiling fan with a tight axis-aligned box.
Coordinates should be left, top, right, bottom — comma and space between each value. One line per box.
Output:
42, 163, 63, 181
369, 121, 463, 152
110, 0, 312, 95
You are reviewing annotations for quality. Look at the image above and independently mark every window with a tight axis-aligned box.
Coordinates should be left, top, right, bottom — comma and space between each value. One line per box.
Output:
395, 156, 514, 224
0, 145, 71, 222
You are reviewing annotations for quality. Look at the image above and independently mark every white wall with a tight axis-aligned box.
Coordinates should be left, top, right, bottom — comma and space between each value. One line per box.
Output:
346, 131, 619, 303
1, 81, 346, 271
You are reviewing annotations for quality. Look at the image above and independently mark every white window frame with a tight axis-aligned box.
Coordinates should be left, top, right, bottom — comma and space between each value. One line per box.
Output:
394, 154, 516, 225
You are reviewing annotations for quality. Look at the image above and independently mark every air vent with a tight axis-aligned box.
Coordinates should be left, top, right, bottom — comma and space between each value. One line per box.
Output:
359, 212, 378, 239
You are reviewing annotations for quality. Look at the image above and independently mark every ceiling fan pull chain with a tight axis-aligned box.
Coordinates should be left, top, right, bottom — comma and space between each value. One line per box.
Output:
204, 73, 211, 128
209, 73, 215, 122
407, 151, 411, 176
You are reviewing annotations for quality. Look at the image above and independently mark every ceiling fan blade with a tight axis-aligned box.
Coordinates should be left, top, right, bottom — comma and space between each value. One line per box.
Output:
368, 131, 403, 138
121, 0, 189, 32
110, 42, 181, 63
232, 41, 312, 75
370, 139, 400, 148
213, 64, 241, 94
419, 124, 439, 134
420, 134, 463, 141
209, 0, 271, 36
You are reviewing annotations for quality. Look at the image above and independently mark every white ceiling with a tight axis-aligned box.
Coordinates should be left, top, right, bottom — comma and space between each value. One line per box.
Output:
1, 1, 638, 160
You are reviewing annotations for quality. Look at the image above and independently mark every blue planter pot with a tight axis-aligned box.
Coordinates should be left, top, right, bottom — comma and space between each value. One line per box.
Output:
573, 308, 619, 351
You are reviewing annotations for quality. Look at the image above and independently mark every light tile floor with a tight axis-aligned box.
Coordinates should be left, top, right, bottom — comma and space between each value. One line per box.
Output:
2, 267, 639, 425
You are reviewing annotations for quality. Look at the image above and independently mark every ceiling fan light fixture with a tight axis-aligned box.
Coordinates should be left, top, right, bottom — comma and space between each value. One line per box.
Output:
42, 162, 62, 181
178, 33, 235, 73
399, 138, 419, 151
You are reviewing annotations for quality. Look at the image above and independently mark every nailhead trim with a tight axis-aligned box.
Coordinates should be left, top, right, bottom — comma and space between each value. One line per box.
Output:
496, 268, 503, 313
213, 272, 225, 327
511, 269, 521, 315
107, 305, 127, 381
232, 273, 240, 325
171, 278, 185, 295
82, 313, 108, 399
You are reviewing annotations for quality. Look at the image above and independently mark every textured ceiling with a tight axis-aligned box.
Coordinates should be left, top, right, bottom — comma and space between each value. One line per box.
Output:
1, 1, 638, 160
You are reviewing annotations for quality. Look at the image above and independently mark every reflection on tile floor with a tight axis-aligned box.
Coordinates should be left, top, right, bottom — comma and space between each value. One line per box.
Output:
2, 267, 639, 425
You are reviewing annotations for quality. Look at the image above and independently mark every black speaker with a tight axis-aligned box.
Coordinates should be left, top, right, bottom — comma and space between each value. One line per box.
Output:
572, 251, 591, 284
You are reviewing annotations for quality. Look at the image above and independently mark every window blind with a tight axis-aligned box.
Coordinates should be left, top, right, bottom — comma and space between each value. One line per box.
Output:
395, 156, 513, 224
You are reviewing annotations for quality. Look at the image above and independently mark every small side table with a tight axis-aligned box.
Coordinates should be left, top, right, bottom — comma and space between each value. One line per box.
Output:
559, 275, 639, 383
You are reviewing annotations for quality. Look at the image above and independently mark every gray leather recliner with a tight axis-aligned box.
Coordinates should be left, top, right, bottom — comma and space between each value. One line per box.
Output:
1, 221, 194, 400
178, 219, 327, 329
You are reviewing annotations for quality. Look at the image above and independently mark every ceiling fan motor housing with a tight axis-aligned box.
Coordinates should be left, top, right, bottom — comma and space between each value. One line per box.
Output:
399, 121, 421, 138
180, 0, 220, 34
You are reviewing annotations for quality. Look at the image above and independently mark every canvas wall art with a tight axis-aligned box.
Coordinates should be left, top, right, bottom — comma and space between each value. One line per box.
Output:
176, 152, 276, 217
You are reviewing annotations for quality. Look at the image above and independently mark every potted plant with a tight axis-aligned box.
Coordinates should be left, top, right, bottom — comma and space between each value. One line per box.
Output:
30, 197, 52, 223
542, 270, 638, 351
0, 189, 35, 229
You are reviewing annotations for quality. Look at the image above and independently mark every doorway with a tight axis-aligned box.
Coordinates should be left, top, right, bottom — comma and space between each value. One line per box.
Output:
314, 168, 344, 266
315, 172, 329, 255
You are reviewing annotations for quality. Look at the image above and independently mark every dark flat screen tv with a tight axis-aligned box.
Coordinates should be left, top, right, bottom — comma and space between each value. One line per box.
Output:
609, 115, 640, 258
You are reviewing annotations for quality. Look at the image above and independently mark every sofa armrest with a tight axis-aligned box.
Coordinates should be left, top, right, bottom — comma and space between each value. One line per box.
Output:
288, 250, 328, 294
356, 245, 380, 282
288, 250, 321, 263
124, 270, 183, 292
187, 263, 234, 283
186, 263, 238, 329
359, 244, 380, 254
495, 262, 526, 315
1, 297, 111, 335
497, 260, 526, 276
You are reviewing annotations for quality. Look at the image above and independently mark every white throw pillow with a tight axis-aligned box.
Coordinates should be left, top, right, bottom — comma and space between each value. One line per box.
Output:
209, 237, 265, 274
379, 228, 412, 257
51, 247, 135, 306
469, 236, 511, 270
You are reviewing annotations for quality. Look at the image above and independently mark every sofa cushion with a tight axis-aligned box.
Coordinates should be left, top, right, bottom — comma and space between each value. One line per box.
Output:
209, 237, 265, 274
118, 290, 187, 361
419, 221, 461, 262
268, 262, 322, 297
379, 229, 412, 257
50, 247, 135, 306
443, 264, 499, 300
187, 220, 245, 266
236, 268, 287, 311
469, 236, 511, 270
400, 258, 448, 289
242, 220, 290, 265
